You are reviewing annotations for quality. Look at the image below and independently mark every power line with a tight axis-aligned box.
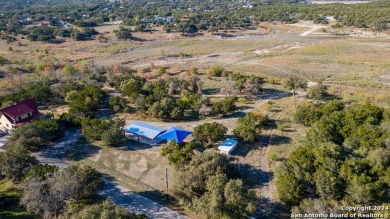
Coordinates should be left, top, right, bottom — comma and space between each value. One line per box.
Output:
49, 146, 258, 219
55, 143, 284, 217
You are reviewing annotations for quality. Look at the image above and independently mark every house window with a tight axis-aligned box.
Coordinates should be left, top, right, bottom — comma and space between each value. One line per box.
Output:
28, 112, 31, 117
18, 116, 21, 121
6, 124, 9, 127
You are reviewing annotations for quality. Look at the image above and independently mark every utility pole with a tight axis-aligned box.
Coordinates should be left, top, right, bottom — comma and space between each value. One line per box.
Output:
165, 167, 169, 200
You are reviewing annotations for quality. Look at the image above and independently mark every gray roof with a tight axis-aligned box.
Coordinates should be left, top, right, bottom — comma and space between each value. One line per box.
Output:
125, 122, 166, 139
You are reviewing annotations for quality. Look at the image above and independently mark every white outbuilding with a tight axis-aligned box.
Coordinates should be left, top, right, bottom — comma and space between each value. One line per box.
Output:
218, 138, 239, 155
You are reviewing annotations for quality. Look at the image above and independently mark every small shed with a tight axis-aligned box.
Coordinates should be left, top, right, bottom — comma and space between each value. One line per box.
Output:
218, 138, 239, 155
156, 127, 192, 143
125, 122, 166, 145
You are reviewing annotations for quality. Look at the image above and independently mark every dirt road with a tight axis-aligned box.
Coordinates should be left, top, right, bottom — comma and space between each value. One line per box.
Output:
125, 90, 288, 134
291, 23, 327, 37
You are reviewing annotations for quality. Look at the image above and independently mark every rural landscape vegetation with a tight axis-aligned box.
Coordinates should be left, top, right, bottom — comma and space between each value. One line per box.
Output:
1, 0, 390, 218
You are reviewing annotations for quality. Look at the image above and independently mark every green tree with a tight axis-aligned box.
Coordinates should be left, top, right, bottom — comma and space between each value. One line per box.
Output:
193, 122, 227, 147
234, 112, 267, 143
174, 152, 256, 218
161, 141, 197, 169
313, 165, 342, 200
147, 96, 178, 119
346, 174, 383, 204
21, 165, 104, 218
212, 97, 236, 116
307, 84, 328, 100
0, 145, 38, 183
170, 107, 184, 120
115, 26, 132, 41
26, 164, 57, 180
82, 118, 124, 145
224, 179, 257, 217
67, 85, 106, 117
101, 124, 125, 147
59, 201, 147, 219
119, 77, 145, 100
294, 102, 324, 126
284, 76, 307, 96
275, 162, 304, 205
7, 119, 62, 150
109, 96, 127, 112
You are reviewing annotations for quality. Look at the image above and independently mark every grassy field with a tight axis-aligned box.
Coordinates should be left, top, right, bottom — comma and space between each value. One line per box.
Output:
0, 179, 36, 219
2, 22, 390, 105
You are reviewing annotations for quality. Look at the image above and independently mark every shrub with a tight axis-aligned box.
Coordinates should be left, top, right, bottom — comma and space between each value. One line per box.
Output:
206, 65, 224, 77
269, 152, 279, 161
157, 67, 166, 75
276, 121, 285, 131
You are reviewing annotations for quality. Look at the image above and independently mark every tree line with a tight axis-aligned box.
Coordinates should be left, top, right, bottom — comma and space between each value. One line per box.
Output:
277, 100, 390, 213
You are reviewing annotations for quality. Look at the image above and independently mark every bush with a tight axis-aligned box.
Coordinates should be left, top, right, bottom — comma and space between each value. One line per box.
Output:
206, 65, 224, 77
157, 67, 166, 75
269, 152, 279, 161
237, 97, 247, 103
0, 56, 9, 66
276, 121, 285, 131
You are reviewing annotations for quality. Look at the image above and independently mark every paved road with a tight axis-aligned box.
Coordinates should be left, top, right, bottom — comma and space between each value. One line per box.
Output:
0, 135, 9, 152
100, 179, 188, 219
33, 132, 188, 219
32, 131, 80, 168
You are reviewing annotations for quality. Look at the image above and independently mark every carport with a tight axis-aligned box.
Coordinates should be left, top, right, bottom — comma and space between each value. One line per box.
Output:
124, 122, 166, 145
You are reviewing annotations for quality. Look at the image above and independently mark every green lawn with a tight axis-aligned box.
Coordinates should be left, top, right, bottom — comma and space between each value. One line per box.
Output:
0, 179, 37, 219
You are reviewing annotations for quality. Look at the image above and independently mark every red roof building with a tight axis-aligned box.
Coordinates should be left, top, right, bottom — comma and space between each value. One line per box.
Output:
39, 21, 50, 26
0, 98, 44, 130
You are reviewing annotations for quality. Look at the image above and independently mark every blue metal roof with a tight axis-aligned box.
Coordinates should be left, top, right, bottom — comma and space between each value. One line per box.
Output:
218, 138, 238, 154
156, 127, 192, 143
125, 122, 166, 139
